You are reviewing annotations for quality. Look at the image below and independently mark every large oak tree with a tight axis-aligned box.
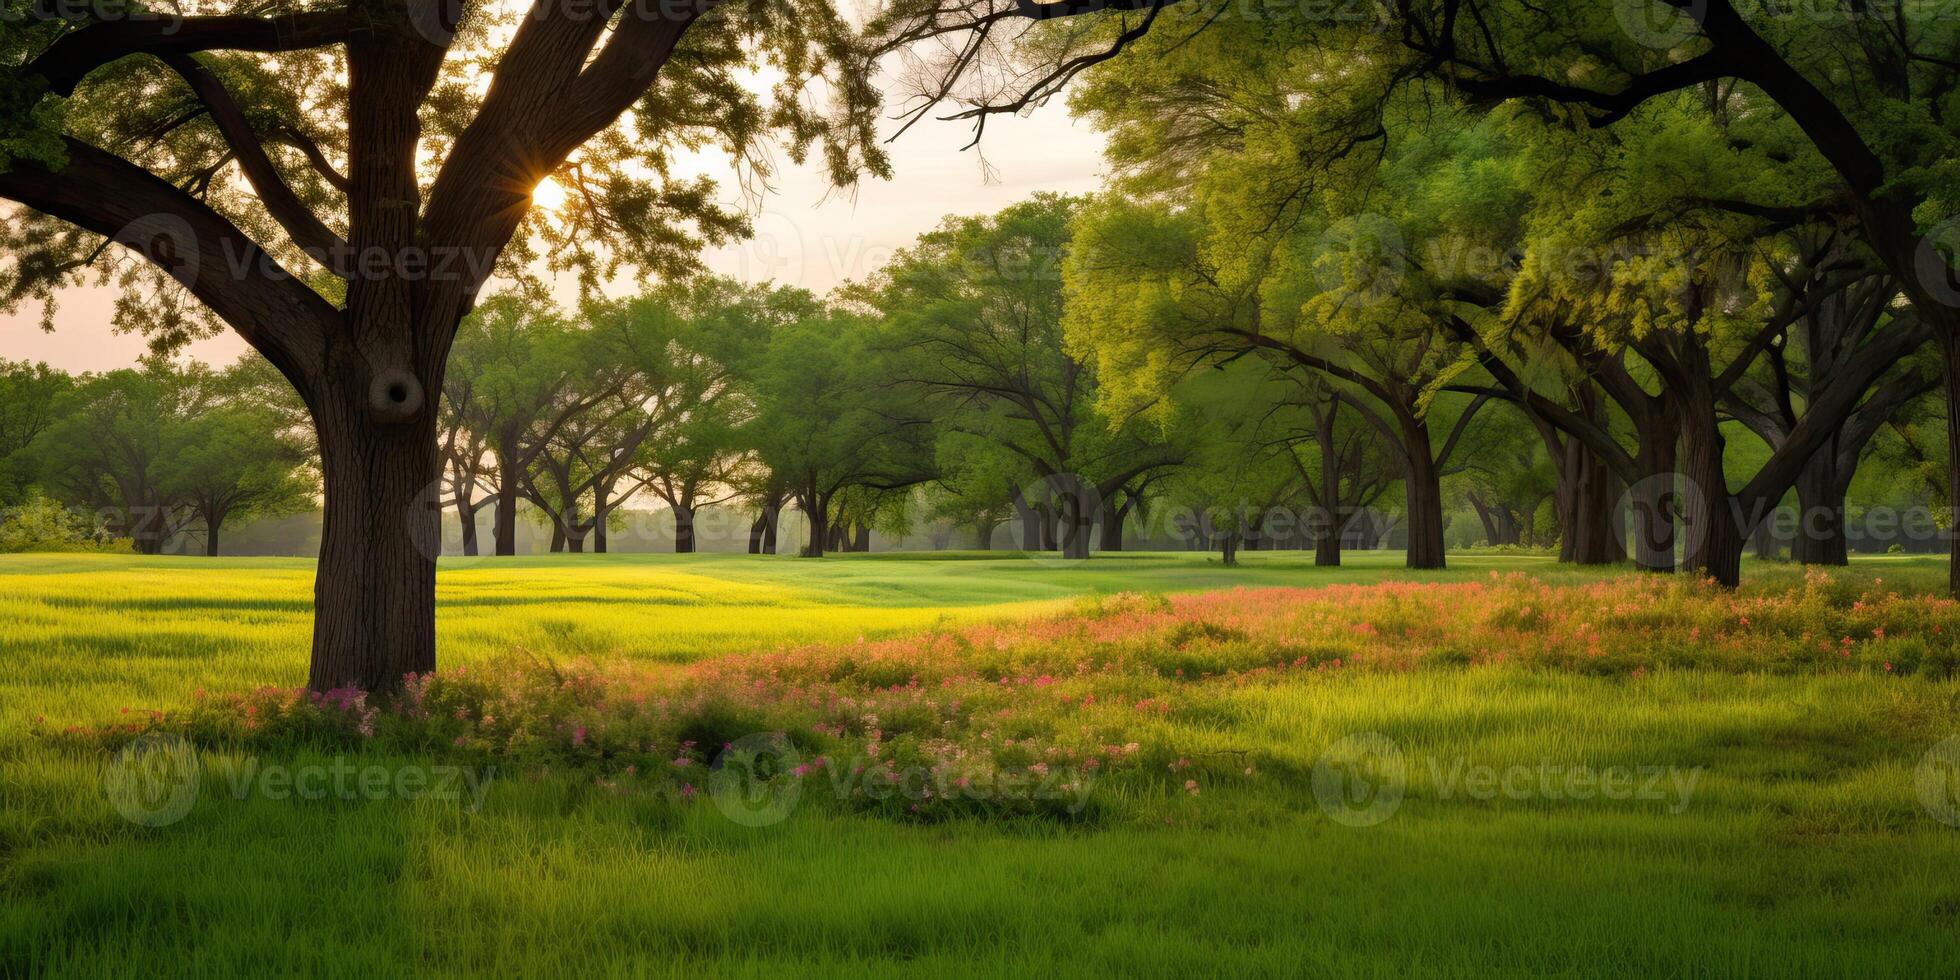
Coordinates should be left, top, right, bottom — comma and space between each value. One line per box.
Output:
0, 0, 1081, 690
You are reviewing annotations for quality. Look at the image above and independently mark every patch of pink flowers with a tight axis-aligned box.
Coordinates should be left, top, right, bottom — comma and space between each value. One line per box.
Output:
45, 570, 1957, 816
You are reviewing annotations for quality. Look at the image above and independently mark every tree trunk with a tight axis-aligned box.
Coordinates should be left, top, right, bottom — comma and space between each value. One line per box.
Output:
1791, 443, 1848, 565
458, 498, 480, 556
674, 503, 696, 554
1220, 531, 1239, 567
1402, 444, 1447, 569
1752, 514, 1783, 561
493, 458, 519, 556
1314, 510, 1341, 567
1470, 494, 1500, 546
1058, 496, 1092, 560
802, 497, 828, 558
204, 513, 222, 557
1629, 423, 1678, 572
749, 500, 781, 555
1025, 507, 1045, 549
852, 522, 871, 552
1677, 383, 1742, 587
1567, 442, 1625, 565
127, 499, 170, 555
308, 406, 438, 693
1313, 406, 1344, 566
1100, 501, 1130, 552
592, 484, 609, 554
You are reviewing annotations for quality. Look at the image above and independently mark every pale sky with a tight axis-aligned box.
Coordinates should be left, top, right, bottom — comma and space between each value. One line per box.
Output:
2, 103, 1108, 373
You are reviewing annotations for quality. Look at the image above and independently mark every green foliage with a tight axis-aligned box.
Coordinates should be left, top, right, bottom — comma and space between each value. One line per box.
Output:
2, 0, 896, 334
0, 490, 123, 553
22, 357, 311, 553
872, 193, 1178, 504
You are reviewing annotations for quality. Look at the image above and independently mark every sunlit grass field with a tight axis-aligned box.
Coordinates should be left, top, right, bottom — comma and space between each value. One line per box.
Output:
5, 551, 1960, 976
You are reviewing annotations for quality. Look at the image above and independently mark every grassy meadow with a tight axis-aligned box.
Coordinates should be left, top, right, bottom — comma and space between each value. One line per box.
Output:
5, 551, 1960, 976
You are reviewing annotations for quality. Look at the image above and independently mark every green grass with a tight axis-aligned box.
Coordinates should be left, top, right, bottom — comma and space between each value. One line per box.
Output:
5, 551, 1960, 976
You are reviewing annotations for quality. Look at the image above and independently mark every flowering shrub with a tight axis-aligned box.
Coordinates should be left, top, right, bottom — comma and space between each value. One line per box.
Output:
46, 570, 1960, 818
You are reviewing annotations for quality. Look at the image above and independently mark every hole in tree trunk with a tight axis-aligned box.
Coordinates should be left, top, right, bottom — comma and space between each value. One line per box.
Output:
367, 370, 425, 423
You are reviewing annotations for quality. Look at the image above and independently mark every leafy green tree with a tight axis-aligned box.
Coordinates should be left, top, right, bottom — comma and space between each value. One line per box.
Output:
0, 359, 71, 505
1156, 365, 1305, 566
873, 193, 1181, 558
33, 362, 203, 553
749, 312, 935, 558
2, 0, 994, 688
923, 432, 1029, 550
0, 490, 118, 553
446, 294, 592, 556
163, 403, 316, 556
615, 279, 794, 554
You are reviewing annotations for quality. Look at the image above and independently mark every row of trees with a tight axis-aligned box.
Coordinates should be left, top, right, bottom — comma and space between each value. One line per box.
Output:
0, 358, 312, 554
12, 160, 1946, 569
418, 197, 1448, 566
1039, 2, 1958, 586
11, 0, 1960, 688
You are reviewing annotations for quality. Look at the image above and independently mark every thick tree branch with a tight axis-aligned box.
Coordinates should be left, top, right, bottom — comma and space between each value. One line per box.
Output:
0, 137, 337, 385
27, 10, 356, 96
1453, 52, 1729, 127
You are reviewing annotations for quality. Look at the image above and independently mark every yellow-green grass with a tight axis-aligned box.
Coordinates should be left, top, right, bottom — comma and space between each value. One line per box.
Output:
5, 551, 1960, 976
1, 549, 1603, 727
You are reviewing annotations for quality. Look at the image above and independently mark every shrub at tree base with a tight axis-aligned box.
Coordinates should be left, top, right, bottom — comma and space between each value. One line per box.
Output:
46, 572, 1960, 820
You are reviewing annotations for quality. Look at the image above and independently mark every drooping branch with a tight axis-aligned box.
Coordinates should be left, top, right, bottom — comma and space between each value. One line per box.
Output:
950, 1, 1167, 148
879, 0, 1195, 149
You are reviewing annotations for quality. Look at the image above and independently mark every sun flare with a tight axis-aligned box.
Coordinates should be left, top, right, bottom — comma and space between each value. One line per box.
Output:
531, 177, 567, 212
